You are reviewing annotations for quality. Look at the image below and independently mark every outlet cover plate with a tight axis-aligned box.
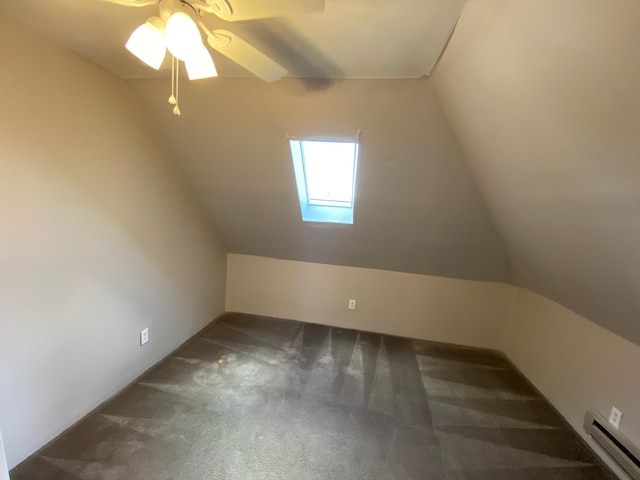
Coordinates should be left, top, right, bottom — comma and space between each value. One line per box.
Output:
140, 328, 149, 346
608, 406, 622, 429
348, 299, 356, 310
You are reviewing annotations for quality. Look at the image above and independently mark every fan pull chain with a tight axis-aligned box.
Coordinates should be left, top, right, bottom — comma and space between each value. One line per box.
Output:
168, 55, 177, 106
173, 60, 181, 116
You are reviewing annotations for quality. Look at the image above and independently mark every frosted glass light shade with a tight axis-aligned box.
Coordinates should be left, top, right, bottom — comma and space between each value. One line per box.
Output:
125, 17, 166, 69
165, 12, 202, 61
185, 45, 218, 80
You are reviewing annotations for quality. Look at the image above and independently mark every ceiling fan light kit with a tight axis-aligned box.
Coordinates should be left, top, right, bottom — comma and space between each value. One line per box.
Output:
164, 11, 202, 61
114, 0, 325, 114
125, 16, 166, 70
185, 44, 218, 80
124, 0, 218, 114
126, 1, 215, 69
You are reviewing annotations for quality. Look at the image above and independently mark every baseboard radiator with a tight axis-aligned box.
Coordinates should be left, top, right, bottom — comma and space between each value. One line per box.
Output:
584, 411, 640, 480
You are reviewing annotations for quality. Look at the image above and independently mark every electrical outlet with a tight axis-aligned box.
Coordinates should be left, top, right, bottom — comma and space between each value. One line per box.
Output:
609, 406, 622, 429
140, 328, 149, 346
348, 299, 356, 310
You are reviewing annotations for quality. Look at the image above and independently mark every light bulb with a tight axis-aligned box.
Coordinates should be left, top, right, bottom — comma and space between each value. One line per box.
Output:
165, 12, 202, 61
125, 17, 166, 70
185, 45, 218, 80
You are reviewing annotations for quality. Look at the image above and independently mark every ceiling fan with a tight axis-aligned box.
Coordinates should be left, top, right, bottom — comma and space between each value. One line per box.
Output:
104, 0, 325, 114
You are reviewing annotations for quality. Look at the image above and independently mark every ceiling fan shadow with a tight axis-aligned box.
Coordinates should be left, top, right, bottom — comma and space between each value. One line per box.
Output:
245, 19, 344, 92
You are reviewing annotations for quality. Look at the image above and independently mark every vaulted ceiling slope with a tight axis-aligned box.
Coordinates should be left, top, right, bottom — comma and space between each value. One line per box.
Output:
433, 0, 640, 345
0, 0, 464, 79
0, 0, 510, 281
5, 0, 639, 346
127, 77, 511, 281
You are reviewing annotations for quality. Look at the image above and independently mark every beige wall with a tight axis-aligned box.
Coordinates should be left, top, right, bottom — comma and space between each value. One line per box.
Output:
502, 287, 640, 477
433, 0, 640, 347
228, 254, 640, 476
0, 15, 226, 468
226, 254, 512, 349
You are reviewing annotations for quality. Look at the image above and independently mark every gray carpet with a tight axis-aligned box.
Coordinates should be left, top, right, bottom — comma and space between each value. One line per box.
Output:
12, 313, 615, 479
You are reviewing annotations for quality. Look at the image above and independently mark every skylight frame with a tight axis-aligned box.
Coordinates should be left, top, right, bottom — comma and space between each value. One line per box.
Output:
290, 138, 360, 225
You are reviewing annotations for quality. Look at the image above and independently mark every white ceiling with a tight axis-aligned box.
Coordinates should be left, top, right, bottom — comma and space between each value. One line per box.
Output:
0, 0, 465, 80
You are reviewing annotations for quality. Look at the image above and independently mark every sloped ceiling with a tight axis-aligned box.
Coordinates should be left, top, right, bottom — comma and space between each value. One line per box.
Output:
5, 0, 640, 347
0, 0, 512, 283
0, 0, 464, 79
127, 77, 511, 281
433, 0, 640, 344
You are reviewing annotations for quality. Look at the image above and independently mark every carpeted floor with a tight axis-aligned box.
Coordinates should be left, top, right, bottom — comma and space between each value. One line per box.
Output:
12, 313, 615, 479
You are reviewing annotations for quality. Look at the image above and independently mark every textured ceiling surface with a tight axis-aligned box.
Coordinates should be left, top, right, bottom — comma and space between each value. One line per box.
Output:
0, 0, 465, 79
127, 77, 510, 281
433, 0, 640, 344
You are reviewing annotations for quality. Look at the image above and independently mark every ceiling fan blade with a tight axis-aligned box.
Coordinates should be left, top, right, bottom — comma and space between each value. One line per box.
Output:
102, 0, 157, 6
101, 0, 324, 19
207, 29, 287, 82
200, 0, 325, 21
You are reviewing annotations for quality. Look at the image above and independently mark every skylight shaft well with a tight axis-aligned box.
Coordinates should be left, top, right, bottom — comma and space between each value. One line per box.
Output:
290, 139, 359, 224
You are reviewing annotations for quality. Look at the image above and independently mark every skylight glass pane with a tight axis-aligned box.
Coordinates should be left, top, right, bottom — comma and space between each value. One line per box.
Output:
289, 139, 358, 224
302, 141, 356, 207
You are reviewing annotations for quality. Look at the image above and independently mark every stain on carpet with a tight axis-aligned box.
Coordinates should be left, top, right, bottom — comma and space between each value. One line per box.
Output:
11, 314, 615, 480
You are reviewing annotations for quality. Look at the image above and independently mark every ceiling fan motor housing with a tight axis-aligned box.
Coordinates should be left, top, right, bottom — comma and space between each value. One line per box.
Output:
159, 0, 198, 20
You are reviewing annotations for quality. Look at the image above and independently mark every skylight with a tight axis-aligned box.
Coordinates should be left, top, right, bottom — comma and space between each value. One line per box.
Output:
290, 139, 359, 224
